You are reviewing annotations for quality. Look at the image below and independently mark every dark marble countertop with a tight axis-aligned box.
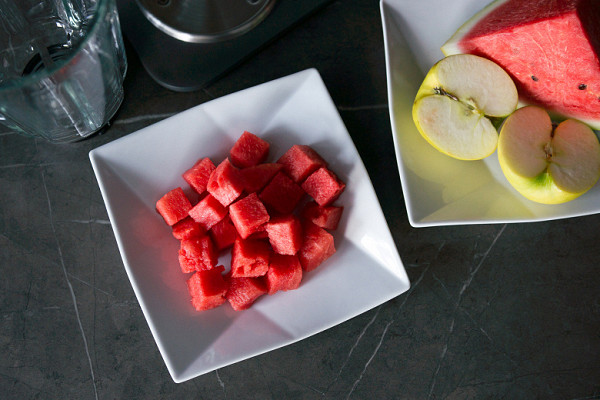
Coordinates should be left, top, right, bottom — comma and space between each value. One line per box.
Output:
2, 1, 599, 399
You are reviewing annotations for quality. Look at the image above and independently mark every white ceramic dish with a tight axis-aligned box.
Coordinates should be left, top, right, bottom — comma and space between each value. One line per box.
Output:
381, 0, 600, 227
89, 69, 410, 383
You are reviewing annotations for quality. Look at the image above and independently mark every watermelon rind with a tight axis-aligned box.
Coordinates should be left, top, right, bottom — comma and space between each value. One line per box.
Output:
440, 0, 509, 58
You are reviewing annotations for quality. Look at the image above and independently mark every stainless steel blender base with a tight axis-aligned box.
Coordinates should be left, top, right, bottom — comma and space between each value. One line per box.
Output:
117, 0, 333, 91
136, 0, 277, 44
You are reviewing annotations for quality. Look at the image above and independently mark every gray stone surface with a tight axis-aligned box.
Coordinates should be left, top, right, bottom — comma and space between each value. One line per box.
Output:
2, 1, 600, 399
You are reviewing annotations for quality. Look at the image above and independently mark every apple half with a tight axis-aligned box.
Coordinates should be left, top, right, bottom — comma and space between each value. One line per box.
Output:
498, 105, 600, 204
412, 54, 518, 160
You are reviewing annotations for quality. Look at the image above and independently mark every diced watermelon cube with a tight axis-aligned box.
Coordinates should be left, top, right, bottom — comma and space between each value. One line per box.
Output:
209, 214, 238, 251
178, 235, 218, 273
301, 167, 346, 206
259, 172, 305, 215
207, 159, 245, 207
239, 163, 283, 193
188, 194, 228, 231
246, 223, 269, 240
229, 131, 270, 168
265, 254, 303, 295
302, 201, 344, 230
186, 265, 228, 311
298, 223, 336, 272
277, 144, 327, 183
231, 237, 270, 277
229, 192, 270, 239
226, 275, 268, 311
156, 187, 193, 226
172, 216, 206, 240
265, 214, 303, 255
182, 157, 216, 195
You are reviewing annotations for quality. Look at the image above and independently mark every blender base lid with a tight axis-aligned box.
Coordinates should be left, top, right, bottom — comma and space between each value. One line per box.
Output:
135, 0, 277, 43
118, 0, 333, 91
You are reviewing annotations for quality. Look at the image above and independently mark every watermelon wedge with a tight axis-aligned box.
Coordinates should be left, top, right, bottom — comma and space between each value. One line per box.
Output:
442, 0, 600, 129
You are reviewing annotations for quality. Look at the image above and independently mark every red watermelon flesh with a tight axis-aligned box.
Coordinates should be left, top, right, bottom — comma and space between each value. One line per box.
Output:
259, 172, 305, 214
209, 215, 238, 251
442, 0, 600, 128
226, 275, 268, 311
178, 235, 218, 273
302, 167, 346, 207
187, 266, 228, 311
156, 187, 193, 226
188, 194, 228, 231
157, 132, 346, 312
246, 223, 269, 240
277, 144, 327, 183
183, 157, 216, 195
229, 192, 270, 239
207, 159, 245, 207
298, 223, 336, 272
265, 254, 303, 295
229, 131, 270, 168
265, 214, 303, 255
239, 163, 283, 193
302, 201, 344, 231
172, 216, 205, 240
231, 237, 271, 278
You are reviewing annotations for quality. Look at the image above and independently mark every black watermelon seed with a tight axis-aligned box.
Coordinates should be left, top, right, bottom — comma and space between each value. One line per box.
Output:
531, 75, 538, 81
579, 84, 587, 90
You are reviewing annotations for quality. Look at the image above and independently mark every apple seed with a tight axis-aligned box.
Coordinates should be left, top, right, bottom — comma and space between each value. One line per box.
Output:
433, 87, 458, 102
544, 142, 553, 161
543, 123, 559, 161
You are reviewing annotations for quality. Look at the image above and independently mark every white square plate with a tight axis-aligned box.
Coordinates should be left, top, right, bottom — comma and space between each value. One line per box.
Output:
89, 69, 410, 382
381, 0, 600, 227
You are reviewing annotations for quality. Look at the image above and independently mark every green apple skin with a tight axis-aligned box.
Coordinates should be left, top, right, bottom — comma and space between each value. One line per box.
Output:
498, 106, 600, 204
412, 54, 518, 160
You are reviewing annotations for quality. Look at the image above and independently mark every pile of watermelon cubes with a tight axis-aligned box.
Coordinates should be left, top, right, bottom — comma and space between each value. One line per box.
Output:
155, 131, 346, 311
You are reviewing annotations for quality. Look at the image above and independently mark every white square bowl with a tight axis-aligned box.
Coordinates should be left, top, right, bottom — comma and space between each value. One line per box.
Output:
89, 69, 410, 382
381, 0, 600, 227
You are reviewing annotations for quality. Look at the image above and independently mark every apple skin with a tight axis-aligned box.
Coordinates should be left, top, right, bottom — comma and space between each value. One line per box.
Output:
412, 54, 518, 160
497, 105, 600, 204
